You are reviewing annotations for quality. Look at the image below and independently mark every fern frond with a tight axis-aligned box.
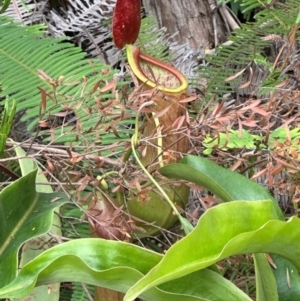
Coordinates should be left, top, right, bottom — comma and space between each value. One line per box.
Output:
1, 15, 173, 149
0, 16, 136, 151
71, 282, 95, 301
240, 0, 270, 13
1, 0, 47, 25
135, 15, 171, 62
198, 0, 300, 100
46, 0, 116, 64
0, 16, 115, 131
254, 1, 299, 35
198, 25, 270, 96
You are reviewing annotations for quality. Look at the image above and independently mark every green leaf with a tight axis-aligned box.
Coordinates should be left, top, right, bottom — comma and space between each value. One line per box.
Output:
202, 129, 262, 152
159, 155, 283, 219
160, 155, 297, 300
14, 144, 52, 193
124, 201, 300, 301
12, 145, 62, 301
160, 155, 271, 201
0, 99, 16, 156
0, 17, 114, 130
253, 253, 278, 301
0, 17, 135, 150
0, 238, 252, 301
0, 169, 69, 287
271, 254, 300, 301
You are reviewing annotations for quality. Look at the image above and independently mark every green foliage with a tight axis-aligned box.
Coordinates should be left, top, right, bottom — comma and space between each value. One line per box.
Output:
160, 156, 278, 205
1, 201, 300, 301
1, 0, 300, 300
125, 201, 298, 300
0, 0, 10, 13
159, 156, 299, 300
203, 129, 261, 155
0, 16, 114, 129
239, 0, 270, 13
1, 156, 300, 301
13, 146, 62, 301
296, 12, 300, 24
0, 169, 69, 287
218, 0, 252, 21
0, 236, 252, 301
270, 127, 300, 147
135, 15, 171, 63
199, 0, 300, 99
0, 98, 16, 156
0, 14, 171, 149
254, 253, 278, 301
0, 15, 135, 152
271, 254, 300, 301
202, 127, 300, 155
71, 282, 95, 301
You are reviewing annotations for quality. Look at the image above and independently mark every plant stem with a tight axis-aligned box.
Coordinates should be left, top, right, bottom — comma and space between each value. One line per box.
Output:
131, 134, 193, 235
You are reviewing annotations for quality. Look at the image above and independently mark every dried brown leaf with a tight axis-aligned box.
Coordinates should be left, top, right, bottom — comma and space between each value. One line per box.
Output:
88, 193, 131, 242
241, 120, 259, 127
251, 168, 267, 180
271, 164, 284, 176
230, 159, 243, 171
38, 120, 51, 128
241, 100, 261, 111
178, 95, 198, 103
251, 106, 269, 116
172, 115, 186, 130
38, 87, 47, 112
274, 156, 299, 171
266, 253, 277, 269
91, 80, 102, 94
53, 111, 69, 117
38, 69, 52, 80
261, 34, 285, 43
225, 67, 247, 81
100, 78, 117, 93
286, 268, 291, 288
152, 106, 171, 119
239, 67, 253, 89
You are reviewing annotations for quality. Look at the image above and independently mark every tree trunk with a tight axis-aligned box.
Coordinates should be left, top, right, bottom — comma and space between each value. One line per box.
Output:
143, 0, 234, 49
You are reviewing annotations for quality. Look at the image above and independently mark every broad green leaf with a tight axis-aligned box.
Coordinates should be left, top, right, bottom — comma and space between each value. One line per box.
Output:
0, 238, 252, 301
159, 155, 283, 219
0, 169, 69, 287
160, 155, 296, 300
253, 253, 278, 301
271, 254, 300, 301
12, 145, 62, 301
124, 201, 300, 301
14, 144, 53, 193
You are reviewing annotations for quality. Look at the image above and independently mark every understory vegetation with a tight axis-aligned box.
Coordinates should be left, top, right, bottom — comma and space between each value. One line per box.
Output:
0, 0, 300, 300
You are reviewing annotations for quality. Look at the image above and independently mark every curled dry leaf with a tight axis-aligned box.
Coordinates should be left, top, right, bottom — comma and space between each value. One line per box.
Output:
178, 95, 198, 103
100, 78, 118, 93
88, 192, 132, 241
225, 67, 247, 81
38, 86, 47, 111
172, 115, 186, 130
152, 106, 171, 119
